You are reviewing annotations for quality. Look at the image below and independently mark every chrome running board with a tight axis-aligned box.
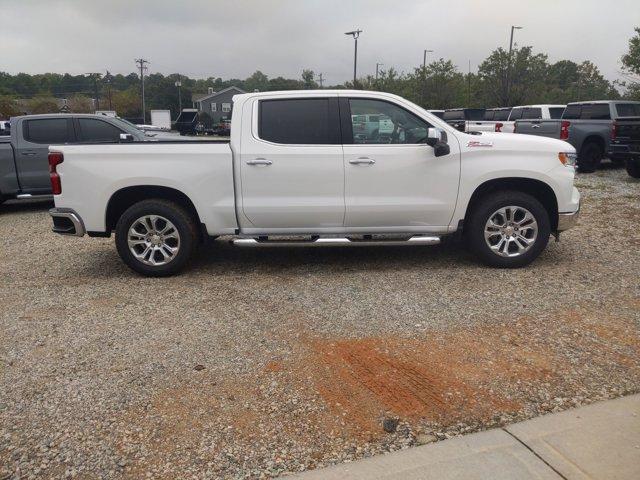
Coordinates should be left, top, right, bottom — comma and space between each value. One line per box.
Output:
232, 235, 441, 248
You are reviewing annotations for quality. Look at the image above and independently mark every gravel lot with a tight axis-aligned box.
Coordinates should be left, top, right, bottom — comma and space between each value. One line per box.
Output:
1, 166, 639, 479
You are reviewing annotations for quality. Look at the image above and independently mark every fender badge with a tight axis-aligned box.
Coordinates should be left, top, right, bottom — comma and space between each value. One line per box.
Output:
467, 140, 493, 147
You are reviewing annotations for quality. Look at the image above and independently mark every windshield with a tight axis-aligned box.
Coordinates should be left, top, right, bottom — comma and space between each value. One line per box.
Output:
112, 117, 144, 133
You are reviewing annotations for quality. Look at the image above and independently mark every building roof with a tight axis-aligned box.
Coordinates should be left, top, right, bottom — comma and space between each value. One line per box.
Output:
193, 85, 246, 103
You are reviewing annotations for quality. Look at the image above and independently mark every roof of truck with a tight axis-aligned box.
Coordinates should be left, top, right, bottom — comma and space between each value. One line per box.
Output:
567, 100, 640, 105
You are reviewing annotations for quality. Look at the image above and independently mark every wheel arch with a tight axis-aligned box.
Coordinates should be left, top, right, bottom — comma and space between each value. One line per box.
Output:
105, 185, 204, 238
580, 135, 605, 153
464, 177, 559, 231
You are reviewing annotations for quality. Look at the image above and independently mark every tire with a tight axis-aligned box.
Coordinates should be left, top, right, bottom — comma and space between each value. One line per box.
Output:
465, 191, 551, 268
115, 199, 199, 277
577, 141, 603, 173
627, 158, 640, 178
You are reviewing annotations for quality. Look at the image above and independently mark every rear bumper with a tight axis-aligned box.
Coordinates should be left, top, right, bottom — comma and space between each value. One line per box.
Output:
49, 208, 86, 237
608, 143, 640, 159
557, 200, 580, 232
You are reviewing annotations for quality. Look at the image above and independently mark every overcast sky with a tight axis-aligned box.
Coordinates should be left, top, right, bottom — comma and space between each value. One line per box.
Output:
2, 0, 639, 85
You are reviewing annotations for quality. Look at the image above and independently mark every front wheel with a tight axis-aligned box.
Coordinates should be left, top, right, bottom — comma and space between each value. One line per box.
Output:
465, 191, 551, 268
626, 158, 640, 178
115, 199, 199, 277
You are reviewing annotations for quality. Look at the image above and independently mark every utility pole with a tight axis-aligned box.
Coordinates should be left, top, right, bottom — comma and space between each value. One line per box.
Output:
135, 58, 149, 123
316, 73, 324, 88
375, 63, 383, 81
175, 76, 182, 113
506, 26, 522, 105
85, 73, 101, 111
104, 71, 113, 111
345, 29, 362, 87
422, 49, 433, 69
467, 60, 471, 105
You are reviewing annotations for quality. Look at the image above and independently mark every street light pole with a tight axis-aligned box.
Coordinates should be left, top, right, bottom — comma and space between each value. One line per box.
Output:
506, 26, 522, 105
345, 29, 362, 86
375, 63, 383, 81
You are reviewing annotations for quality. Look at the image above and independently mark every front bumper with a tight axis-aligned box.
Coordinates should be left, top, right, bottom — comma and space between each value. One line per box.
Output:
49, 208, 86, 237
557, 200, 580, 232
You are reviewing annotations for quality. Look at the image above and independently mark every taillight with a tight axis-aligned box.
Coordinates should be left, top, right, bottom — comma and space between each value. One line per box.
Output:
495, 122, 503, 132
48, 151, 63, 195
560, 121, 570, 140
611, 121, 618, 141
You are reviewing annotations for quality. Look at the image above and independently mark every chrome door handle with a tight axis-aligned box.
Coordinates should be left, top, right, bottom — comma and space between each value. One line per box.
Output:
21, 151, 37, 156
349, 157, 375, 165
532, 124, 541, 128
246, 158, 272, 166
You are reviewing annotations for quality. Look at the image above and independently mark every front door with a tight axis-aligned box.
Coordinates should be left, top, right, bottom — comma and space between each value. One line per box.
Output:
16, 117, 75, 193
239, 97, 344, 230
342, 97, 460, 230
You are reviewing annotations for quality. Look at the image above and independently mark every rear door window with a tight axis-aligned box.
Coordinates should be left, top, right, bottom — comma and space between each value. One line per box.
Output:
549, 107, 565, 119
522, 108, 542, 120
77, 118, 124, 142
580, 104, 611, 120
23, 118, 74, 144
258, 98, 339, 144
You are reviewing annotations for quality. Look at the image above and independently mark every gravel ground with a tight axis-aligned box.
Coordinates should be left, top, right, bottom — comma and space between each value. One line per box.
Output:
1, 166, 639, 479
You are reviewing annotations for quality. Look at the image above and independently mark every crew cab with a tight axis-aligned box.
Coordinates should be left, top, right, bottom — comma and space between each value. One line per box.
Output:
0, 114, 166, 202
514, 101, 640, 172
48, 90, 580, 276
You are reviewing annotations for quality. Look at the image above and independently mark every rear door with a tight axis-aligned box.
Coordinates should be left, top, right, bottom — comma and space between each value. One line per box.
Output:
341, 96, 460, 230
238, 96, 345, 230
16, 117, 75, 193
521, 107, 558, 136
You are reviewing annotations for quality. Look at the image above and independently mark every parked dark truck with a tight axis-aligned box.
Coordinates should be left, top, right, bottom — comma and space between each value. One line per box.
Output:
442, 108, 486, 132
514, 101, 640, 172
0, 114, 163, 203
616, 115, 640, 178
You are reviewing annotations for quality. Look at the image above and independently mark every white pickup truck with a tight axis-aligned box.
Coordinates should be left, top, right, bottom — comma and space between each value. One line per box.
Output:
48, 90, 580, 276
466, 105, 566, 134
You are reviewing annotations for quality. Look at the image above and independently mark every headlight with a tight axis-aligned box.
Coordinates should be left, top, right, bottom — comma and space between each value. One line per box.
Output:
558, 152, 577, 166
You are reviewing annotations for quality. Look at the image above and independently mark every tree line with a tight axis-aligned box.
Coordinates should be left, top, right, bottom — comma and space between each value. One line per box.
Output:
1, 28, 639, 120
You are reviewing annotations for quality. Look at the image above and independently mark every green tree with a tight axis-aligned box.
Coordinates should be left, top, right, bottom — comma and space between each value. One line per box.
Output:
68, 94, 94, 113
301, 69, 317, 89
622, 27, 640, 99
28, 97, 59, 114
0, 96, 20, 118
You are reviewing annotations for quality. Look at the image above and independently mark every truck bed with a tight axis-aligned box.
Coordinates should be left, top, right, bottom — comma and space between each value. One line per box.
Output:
52, 141, 237, 235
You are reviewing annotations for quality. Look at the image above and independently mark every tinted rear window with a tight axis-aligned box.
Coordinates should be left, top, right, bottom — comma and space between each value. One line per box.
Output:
483, 111, 495, 121
522, 108, 542, 119
580, 104, 610, 120
24, 118, 73, 144
563, 105, 581, 119
509, 108, 524, 120
494, 109, 511, 121
443, 110, 464, 121
549, 107, 565, 119
615, 103, 640, 117
77, 118, 123, 142
259, 98, 337, 144
466, 109, 485, 120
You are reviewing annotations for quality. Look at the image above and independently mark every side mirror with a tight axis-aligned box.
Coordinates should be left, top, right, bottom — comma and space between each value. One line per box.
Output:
425, 128, 450, 156
119, 133, 134, 143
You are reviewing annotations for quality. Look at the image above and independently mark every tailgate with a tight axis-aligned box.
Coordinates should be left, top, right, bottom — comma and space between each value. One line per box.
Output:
515, 120, 561, 138
615, 119, 640, 155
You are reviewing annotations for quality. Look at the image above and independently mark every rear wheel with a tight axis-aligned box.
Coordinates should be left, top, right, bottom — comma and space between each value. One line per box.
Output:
578, 142, 603, 173
627, 158, 640, 178
115, 199, 198, 276
465, 191, 550, 268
